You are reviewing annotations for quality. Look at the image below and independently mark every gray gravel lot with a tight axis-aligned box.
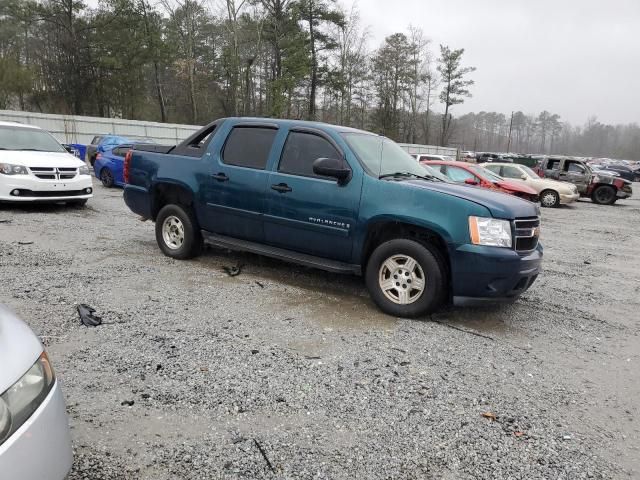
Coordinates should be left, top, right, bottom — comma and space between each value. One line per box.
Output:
1, 185, 639, 479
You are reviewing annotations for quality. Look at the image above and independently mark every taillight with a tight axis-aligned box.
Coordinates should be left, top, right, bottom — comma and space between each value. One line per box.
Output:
124, 150, 132, 183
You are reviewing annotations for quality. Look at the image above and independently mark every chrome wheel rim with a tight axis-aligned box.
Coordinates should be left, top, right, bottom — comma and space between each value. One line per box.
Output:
378, 254, 425, 305
541, 191, 557, 207
162, 216, 185, 250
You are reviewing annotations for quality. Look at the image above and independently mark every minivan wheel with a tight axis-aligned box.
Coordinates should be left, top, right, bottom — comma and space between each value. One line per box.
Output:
540, 189, 560, 208
155, 204, 203, 259
100, 168, 114, 188
365, 238, 445, 318
591, 185, 616, 205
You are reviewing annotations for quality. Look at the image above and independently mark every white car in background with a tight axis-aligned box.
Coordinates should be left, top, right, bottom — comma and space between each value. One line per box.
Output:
0, 121, 93, 206
0, 305, 73, 479
413, 154, 456, 162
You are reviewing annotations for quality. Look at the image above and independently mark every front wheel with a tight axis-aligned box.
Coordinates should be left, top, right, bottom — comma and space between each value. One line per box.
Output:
540, 189, 560, 208
591, 185, 616, 205
365, 238, 446, 318
155, 204, 203, 259
100, 168, 114, 188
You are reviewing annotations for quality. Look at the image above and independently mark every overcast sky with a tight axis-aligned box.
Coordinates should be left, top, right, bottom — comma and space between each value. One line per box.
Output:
356, 0, 640, 125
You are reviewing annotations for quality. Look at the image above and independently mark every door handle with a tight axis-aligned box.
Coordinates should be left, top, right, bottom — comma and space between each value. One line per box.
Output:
271, 183, 292, 193
211, 172, 229, 182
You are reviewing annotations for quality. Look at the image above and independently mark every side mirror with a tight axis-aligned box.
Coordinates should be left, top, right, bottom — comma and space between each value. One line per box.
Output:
313, 158, 351, 184
63, 144, 74, 153
464, 178, 479, 186
521, 174, 528, 180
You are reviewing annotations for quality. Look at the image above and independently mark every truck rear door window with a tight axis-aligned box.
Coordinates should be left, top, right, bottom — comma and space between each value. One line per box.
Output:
278, 131, 341, 178
222, 127, 277, 170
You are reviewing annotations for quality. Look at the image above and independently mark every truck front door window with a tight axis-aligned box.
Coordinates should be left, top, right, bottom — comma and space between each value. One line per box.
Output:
278, 131, 341, 178
566, 162, 585, 174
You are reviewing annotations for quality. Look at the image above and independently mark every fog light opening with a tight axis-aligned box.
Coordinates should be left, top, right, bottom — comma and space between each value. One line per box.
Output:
10, 189, 20, 196
84, 187, 93, 194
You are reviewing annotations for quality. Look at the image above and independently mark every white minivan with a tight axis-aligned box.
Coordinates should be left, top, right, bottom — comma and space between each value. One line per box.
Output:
0, 121, 93, 205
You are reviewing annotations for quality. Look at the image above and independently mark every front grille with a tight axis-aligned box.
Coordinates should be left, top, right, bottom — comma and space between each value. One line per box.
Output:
514, 217, 540, 252
13, 189, 87, 198
29, 167, 77, 180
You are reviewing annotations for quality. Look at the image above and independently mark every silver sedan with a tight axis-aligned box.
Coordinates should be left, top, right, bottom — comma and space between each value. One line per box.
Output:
0, 305, 72, 479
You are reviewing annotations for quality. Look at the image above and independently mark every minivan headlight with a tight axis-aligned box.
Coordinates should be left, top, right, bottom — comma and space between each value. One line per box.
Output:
469, 216, 512, 248
0, 163, 28, 175
0, 352, 55, 446
78, 165, 90, 175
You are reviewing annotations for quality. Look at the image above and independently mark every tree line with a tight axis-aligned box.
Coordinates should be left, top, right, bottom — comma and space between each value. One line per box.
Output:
0, 0, 638, 159
455, 111, 640, 160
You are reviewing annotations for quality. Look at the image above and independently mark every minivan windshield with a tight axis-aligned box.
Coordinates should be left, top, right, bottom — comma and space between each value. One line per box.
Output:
342, 133, 447, 182
0, 126, 66, 153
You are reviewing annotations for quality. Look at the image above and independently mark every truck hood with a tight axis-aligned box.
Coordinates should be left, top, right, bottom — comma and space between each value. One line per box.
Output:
405, 180, 539, 219
0, 305, 43, 393
0, 151, 85, 168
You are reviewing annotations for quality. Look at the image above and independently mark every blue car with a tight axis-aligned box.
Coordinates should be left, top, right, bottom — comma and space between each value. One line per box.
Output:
94, 143, 133, 188
87, 135, 132, 167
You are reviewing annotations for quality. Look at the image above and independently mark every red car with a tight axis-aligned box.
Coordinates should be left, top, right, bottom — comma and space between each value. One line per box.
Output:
421, 160, 539, 202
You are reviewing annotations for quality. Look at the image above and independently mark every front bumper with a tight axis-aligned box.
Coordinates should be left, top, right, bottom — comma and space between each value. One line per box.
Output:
0, 174, 93, 202
559, 192, 580, 204
450, 243, 543, 300
617, 187, 632, 199
0, 381, 73, 480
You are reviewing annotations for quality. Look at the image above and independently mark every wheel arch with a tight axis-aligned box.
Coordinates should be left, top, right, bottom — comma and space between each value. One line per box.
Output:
150, 181, 196, 221
360, 219, 452, 285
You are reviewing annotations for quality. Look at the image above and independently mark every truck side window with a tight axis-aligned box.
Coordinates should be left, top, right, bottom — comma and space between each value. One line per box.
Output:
222, 127, 277, 170
278, 131, 341, 178
547, 159, 561, 170
566, 162, 585, 173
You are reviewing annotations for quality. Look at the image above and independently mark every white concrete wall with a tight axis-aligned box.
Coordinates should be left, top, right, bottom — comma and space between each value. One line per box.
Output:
0, 110, 201, 145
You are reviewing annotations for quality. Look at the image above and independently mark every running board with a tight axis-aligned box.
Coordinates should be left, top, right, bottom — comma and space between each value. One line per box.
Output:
201, 231, 361, 275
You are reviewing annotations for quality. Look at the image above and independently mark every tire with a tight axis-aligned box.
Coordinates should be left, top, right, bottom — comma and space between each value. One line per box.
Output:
100, 168, 114, 188
155, 204, 203, 260
67, 199, 88, 207
540, 189, 560, 208
591, 185, 616, 205
365, 238, 446, 318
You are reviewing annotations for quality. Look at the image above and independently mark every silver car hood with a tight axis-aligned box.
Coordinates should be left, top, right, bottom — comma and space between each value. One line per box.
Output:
0, 305, 43, 394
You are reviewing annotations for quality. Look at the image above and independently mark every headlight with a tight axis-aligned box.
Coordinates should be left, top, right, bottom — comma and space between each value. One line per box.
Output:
469, 216, 512, 248
0, 352, 55, 446
0, 163, 28, 175
78, 165, 90, 175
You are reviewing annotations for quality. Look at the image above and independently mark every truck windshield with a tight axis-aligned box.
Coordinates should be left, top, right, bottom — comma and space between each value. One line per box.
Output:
0, 126, 66, 153
342, 133, 447, 181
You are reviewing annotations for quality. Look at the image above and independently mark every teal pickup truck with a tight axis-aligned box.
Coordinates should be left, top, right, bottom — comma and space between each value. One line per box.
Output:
123, 118, 542, 318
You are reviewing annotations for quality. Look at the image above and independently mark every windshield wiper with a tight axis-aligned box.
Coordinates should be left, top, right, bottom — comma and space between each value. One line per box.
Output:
379, 171, 441, 182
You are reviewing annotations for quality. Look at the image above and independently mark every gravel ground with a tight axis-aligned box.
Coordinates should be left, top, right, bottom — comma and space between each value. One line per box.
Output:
1, 184, 638, 479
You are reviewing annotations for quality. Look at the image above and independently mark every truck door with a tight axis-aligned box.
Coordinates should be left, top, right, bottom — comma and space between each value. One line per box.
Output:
543, 158, 562, 180
561, 160, 590, 193
201, 124, 278, 242
263, 128, 360, 263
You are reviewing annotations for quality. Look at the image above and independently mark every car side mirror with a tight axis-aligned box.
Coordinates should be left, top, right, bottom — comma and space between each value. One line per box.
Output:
63, 144, 74, 154
464, 178, 478, 186
521, 174, 527, 180
313, 158, 351, 184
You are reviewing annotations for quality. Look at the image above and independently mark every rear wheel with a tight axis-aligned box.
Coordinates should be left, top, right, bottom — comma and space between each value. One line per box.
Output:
100, 168, 114, 188
540, 189, 560, 208
365, 238, 445, 318
155, 204, 203, 259
591, 185, 616, 205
